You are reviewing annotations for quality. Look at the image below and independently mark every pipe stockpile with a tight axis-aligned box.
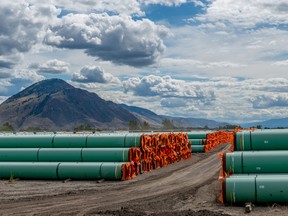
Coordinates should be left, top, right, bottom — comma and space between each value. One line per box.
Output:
0, 132, 190, 181
188, 131, 234, 153
219, 129, 288, 204
205, 131, 234, 152
140, 132, 191, 171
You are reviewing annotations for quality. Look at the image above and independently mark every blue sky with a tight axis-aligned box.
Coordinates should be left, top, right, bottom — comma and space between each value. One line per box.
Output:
0, 0, 288, 124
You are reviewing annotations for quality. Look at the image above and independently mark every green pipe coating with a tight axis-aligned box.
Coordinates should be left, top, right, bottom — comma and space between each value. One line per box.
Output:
224, 175, 288, 203
235, 130, 288, 151
0, 162, 125, 180
0, 148, 131, 162
224, 151, 288, 174
0, 135, 54, 148
187, 132, 207, 139
191, 145, 205, 153
188, 139, 206, 145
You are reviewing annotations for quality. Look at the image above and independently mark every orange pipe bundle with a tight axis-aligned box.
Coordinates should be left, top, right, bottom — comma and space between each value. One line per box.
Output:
122, 132, 192, 180
140, 132, 191, 172
205, 131, 234, 152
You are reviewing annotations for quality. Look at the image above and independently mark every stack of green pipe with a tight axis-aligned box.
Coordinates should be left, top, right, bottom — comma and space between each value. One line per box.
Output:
0, 133, 142, 180
222, 129, 288, 203
189, 138, 206, 153
223, 174, 288, 204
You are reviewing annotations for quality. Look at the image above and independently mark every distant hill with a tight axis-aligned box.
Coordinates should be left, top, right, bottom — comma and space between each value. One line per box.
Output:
161, 116, 229, 128
241, 117, 288, 128
120, 105, 229, 128
0, 78, 230, 130
120, 104, 163, 127
0, 79, 137, 130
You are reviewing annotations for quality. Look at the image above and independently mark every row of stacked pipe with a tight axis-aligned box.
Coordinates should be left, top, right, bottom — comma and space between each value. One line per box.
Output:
0, 132, 191, 180
219, 129, 288, 204
188, 131, 234, 153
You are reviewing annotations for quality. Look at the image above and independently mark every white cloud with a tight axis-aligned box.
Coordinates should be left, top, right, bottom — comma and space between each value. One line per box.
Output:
139, 0, 204, 7
250, 94, 288, 109
45, 13, 169, 67
30, 59, 70, 74
53, 0, 144, 16
196, 0, 288, 28
123, 75, 215, 99
72, 65, 120, 83
273, 60, 288, 67
160, 98, 187, 107
0, 2, 59, 68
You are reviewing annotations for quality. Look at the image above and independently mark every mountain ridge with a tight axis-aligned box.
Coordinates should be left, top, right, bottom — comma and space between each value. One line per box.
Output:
0, 79, 230, 130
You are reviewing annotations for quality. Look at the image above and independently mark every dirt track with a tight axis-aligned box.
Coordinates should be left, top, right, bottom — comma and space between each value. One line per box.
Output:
1, 145, 288, 216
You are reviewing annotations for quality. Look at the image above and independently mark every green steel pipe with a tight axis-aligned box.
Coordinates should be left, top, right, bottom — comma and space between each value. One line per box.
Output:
188, 139, 206, 145
52, 134, 87, 148
82, 148, 130, 162
0, 149, 39, 162
57, 162, 125, 180
224, 151, 288, 174
223, 175, 288, 203
187, 132, 207, 139
0, 135, 54, 148
223, 175, 256, 203
191, 145, 205, 153
87, 134, 141, 148
57, 162, 102, 180
100, 162, 123, 180
0, 162, 59, 179
0, 162, 125, 180
235, 130, 288, 151
0, 148, 131, 162
38, 148, 82, 162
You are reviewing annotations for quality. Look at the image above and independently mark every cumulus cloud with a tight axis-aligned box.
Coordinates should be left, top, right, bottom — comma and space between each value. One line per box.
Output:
251, 94, 288, 109
0, 54, 22, 69
0, 2, 59, 68
72, 65, 120, 83
160, 98, 187, 107
272, 60, 288, 67
30, 59, 70, 74
196, 0, 288, 28
54, 0, 144, 16
139, 0, 204, 7
45, 13, 169, 67
123, 75, 215, 99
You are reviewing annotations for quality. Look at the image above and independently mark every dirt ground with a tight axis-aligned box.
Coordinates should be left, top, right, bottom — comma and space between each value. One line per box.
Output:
1, 145, 288, 216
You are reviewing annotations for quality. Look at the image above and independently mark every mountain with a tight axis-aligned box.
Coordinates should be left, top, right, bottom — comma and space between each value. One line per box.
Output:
120, 104, 163, 127
241, 117, 288, 128
161, 116, 229, 128
0, 78, 229, 130
0, 79, 137, 130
